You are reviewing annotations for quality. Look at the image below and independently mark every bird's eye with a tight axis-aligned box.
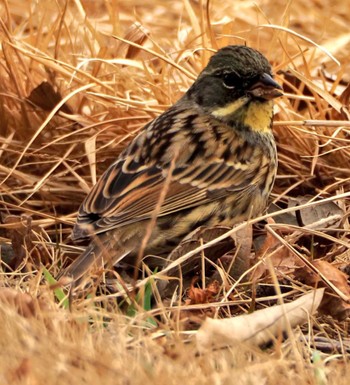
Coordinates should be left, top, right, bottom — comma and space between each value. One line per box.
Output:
222, 73, 238, 89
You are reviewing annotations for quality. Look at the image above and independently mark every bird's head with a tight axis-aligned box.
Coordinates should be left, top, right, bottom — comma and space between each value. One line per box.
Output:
187, 45, 283, 132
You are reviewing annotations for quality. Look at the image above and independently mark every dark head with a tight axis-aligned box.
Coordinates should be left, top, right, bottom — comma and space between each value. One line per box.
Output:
186, 45, 282, 131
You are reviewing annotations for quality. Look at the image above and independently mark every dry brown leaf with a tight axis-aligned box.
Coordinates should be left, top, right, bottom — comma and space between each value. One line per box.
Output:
268, 198, 344, 230
158, 226, 235, 298
196, 288, 325, 351
174, 279, 220, 330
288, 197, 344, 229
295, 260, 350, 320
167, 225, 235, 267
27, 81, 72, 113
186, 278, 220, 305
268, 203, 298, 226
3, 215, 49, 269
229, 224, 252, 279
211, 224, 253, 281
252, 220, 303, 281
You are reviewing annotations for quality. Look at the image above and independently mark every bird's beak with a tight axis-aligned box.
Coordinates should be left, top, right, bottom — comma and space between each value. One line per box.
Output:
248, 73, 283, 100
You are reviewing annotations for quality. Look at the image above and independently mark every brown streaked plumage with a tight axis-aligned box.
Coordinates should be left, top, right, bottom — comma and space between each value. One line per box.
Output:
60, 45, 282, 284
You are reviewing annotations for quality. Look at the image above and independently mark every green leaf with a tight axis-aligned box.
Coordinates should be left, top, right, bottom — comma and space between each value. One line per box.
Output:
125, 275, 157, 327
42, 266, 69, 309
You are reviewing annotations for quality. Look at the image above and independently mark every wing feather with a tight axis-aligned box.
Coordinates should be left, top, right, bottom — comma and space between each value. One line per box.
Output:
72, 105, 269, 240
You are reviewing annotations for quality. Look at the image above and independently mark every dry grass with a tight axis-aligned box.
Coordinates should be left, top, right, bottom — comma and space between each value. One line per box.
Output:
0, 0, 349, 384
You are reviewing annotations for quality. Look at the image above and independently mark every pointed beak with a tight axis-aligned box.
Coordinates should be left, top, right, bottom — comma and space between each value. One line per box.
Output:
248, 73, 283, 100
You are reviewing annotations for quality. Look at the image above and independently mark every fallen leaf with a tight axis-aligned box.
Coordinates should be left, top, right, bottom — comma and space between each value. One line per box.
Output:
229, 224, 252, 279
288, 197, 344, 230
158, 226, 235, 298
295, 260, 350, 320
167, 225, 235, 271
4, 215, 49, 269
27, 81, 72, 113
252, 219, 303, 281
170, 279, 220, 330
196, 288, 325, 351
186, 278, 220, 305
267, 202, 298, 226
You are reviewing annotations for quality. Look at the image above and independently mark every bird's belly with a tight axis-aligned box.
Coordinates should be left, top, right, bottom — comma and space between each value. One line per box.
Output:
145, 187, 267, 255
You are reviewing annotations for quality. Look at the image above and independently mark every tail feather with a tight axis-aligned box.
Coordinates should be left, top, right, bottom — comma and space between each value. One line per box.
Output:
59, 243, 103, 283
58, 240, 132, 287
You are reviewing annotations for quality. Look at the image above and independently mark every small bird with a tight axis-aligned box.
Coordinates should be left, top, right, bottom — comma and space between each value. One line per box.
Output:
60, 45, 282, 284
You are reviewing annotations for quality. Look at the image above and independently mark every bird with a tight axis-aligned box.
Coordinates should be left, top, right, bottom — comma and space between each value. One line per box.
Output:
59, 45, 283, 285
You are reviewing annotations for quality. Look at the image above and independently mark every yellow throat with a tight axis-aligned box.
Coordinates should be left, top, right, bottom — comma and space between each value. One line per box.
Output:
212, 98, 274, 133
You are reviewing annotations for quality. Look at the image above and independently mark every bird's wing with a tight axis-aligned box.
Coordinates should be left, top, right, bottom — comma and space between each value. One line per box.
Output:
72, 110, 268, 240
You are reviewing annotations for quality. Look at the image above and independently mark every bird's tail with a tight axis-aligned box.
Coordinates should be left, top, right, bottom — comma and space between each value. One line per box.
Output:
58, 238, 132, 288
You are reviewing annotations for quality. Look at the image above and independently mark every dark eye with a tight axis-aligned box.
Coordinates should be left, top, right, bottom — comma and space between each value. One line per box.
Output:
222, 73, 239, 89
